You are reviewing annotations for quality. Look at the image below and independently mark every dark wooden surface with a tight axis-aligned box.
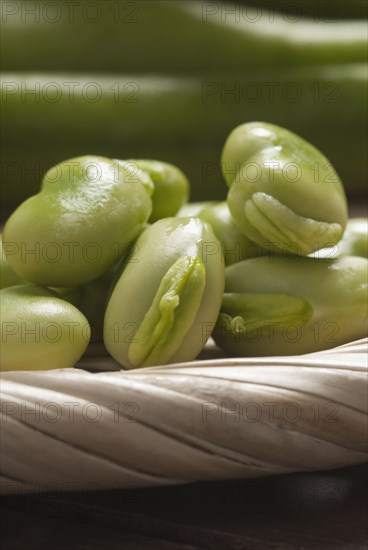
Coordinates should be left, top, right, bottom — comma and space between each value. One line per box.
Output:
1, 463, 367, 550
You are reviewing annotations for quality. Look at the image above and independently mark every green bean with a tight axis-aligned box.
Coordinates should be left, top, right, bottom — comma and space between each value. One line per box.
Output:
214, 255, 367, 356
0, 284, 90, 371
2, 156, 152, 287
104, 217, 224, 368
124, 160, 190, 222
198, 201, 266, 265
223, 122, 348, 255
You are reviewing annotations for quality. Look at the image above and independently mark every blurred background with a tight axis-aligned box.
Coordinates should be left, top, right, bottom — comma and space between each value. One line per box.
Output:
1, 0, 367, 216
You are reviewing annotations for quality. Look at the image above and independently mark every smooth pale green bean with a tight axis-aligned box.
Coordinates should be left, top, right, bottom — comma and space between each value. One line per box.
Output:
0, 284, 90, 371
213, 255, 367, 356
198, 201, 266, 265
2, 156, 152, 287
124, 160, 190, 222
223, 122, 348, 255
0, 234, 24, 289
104, 217, 224, 369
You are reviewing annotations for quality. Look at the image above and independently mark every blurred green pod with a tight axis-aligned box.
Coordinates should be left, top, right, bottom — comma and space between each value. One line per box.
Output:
104, 217, 225, 369
213, 255, 367, 356
125, 160, 190, 222
2, 156, 152, 287
198, 201, 266, 265
0, 284, 90, 371
223, 122, 348, 255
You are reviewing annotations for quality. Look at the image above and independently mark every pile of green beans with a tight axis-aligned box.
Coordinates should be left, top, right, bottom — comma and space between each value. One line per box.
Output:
1, 123, 367, 371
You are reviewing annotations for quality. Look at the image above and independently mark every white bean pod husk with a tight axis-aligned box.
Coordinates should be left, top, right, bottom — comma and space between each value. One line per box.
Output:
0, 338, 366, 494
